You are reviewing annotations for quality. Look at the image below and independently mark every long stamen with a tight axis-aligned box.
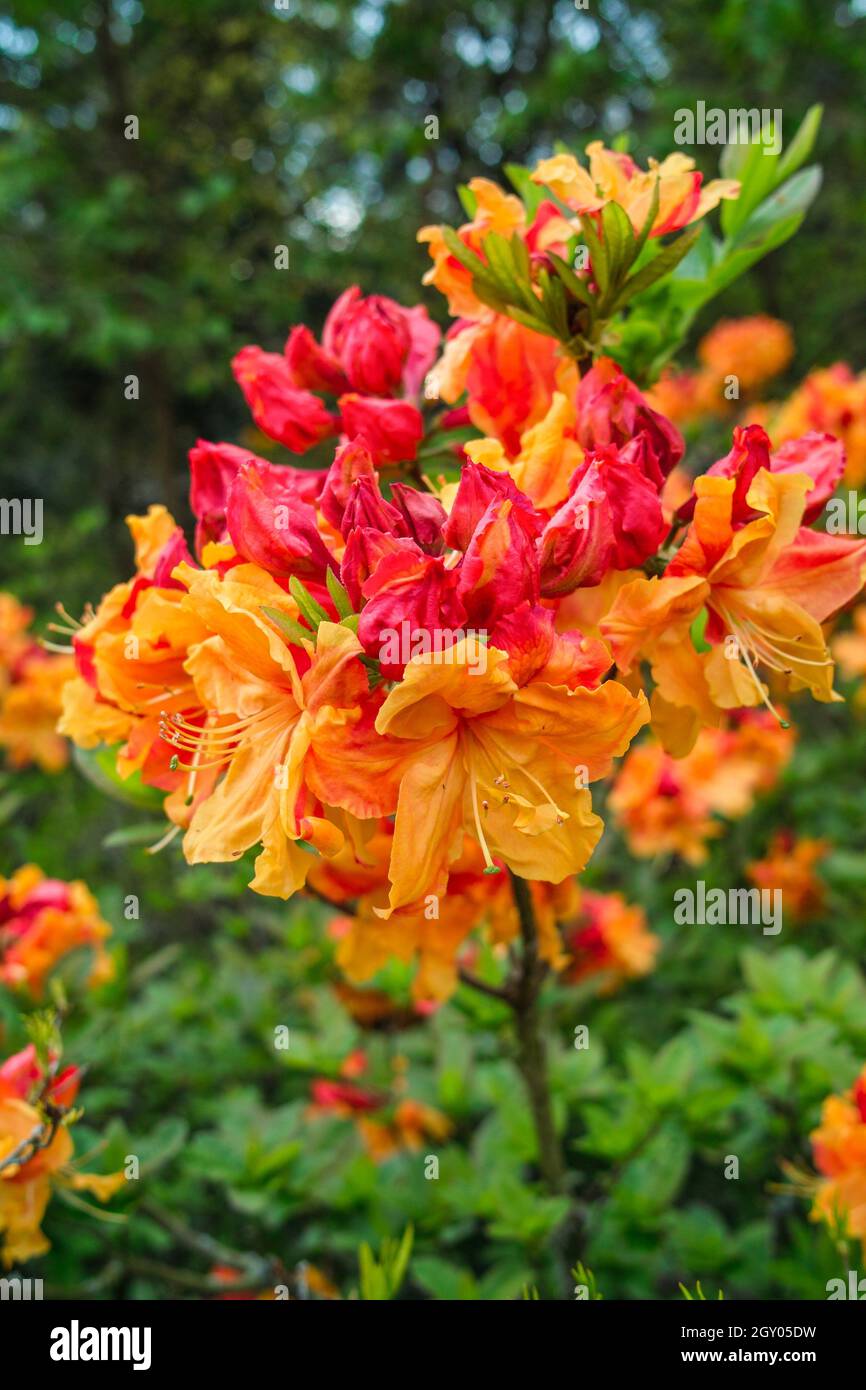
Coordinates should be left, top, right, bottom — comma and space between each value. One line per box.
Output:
519, 766, 566, 824
145, 823, 181, 855
469, 771, 497, 873
719, 607, 790, 728
55, 603, 82, 629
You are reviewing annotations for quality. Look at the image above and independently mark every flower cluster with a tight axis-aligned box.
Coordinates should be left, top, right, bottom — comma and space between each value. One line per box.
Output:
55, 140, 866, 1002
232, 285, 439, 466
0, 593, 72, 773
647, 315, 794, 425
560, 889, 659, 991
747, 832, 827, 923
610, 712, 795, 863
810, 1064, 866, 1251
0, 865, 113, 997
309, 1051, 452, 1162
766, 364, 866, 488
0, 1043, 123, 1267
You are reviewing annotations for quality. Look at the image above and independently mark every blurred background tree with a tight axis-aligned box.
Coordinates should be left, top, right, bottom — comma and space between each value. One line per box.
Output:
1, 0, 864, 602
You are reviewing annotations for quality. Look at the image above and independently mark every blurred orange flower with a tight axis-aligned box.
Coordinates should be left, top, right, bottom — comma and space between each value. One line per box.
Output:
0, 592, 72, 772
610, 713, 794, 864
698, 316, 794, 393
532, 142, 739, 238
768, 364, 866, 488
561, 889, 659, 991
0, 1045, 124, 1267
810, 1065, 866, 1248
0, 865, 113, 997
747, 831, 827, 922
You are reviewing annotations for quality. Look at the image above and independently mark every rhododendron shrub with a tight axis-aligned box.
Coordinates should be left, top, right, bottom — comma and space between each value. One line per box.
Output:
51, 115, 866, 1219
2, 106, 863, 1301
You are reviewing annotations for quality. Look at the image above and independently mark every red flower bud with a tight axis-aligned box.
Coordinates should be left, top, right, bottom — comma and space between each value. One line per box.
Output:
338, 395, 424, 465
232, 346, 338, 452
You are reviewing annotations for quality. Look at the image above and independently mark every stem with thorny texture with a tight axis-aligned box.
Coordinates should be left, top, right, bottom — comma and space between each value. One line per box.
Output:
507, 872, 565, 1195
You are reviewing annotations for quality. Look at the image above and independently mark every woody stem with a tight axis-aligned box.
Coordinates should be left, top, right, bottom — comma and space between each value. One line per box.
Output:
508, 871, 565, 1195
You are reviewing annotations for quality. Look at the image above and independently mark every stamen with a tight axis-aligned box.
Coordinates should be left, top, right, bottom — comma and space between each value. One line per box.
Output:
145, 823, 182, 855
717, 606, 790, 728
470, 771, 496, 872
55, 603, 82, 630
519, 766, 566, 824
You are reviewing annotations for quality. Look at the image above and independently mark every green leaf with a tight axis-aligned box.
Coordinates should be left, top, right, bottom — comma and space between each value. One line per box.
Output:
456, 183, 477, 220
440, 225, 488, 280
615, 224, 702, 309
503, 162, 546, 220
501, 303, 555, 337
600, 200, 636, 291
288, 576, 329, 629
547, 251, 594, 308
732, 166, 822, 247
438, 230, 514, 314
73, 746, 164, 811
776, 104, 823, 184
261, 605, 314, 647
325, 567, 354, 619
631, 175, 661, 266
721, 131, 780, 239
578, 213, 608, 294
102, 821, 175, 849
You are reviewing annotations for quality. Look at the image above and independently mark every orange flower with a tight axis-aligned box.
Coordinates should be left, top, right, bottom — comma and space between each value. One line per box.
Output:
532, 142, 739, 238
698, 316, 794, 393
0, 865, 113, 997
0, 592, 72, 772
58, 506, 212, 826
810, 1065, 866, 1248
610, 714, 793, 864
357, 1098, 453, 1163
833, 605, 866, 702
374, 635, 648, 914
172, 564, 409, 898
465, 391, 584, 512
428, 316, 579, 458
331, 834, 572, 1002
768, 364, 866, 488
336, 890, 482, 1004
0, 592, 33, 678
0, 651, 73, 772
609, 737, 722, 864
561, 889, 659, 990
0, 1045, 124, 1267
645, 368, 725, 428
418, 178, 569, 321
603, 468, 866, 732
747, 832, 827, 922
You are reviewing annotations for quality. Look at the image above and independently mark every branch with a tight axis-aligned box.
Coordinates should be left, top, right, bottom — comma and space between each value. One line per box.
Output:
507, 872, 565, 1194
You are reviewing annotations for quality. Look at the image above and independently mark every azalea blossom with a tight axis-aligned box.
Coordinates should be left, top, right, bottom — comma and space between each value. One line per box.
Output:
0, 865, 113, 997
0, 1045, 124, 1268
810, 1064, 866, 1250
531, 141, 740, 237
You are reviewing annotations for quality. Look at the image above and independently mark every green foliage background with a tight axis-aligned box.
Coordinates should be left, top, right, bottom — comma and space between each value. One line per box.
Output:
0, 0, 865, 1299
